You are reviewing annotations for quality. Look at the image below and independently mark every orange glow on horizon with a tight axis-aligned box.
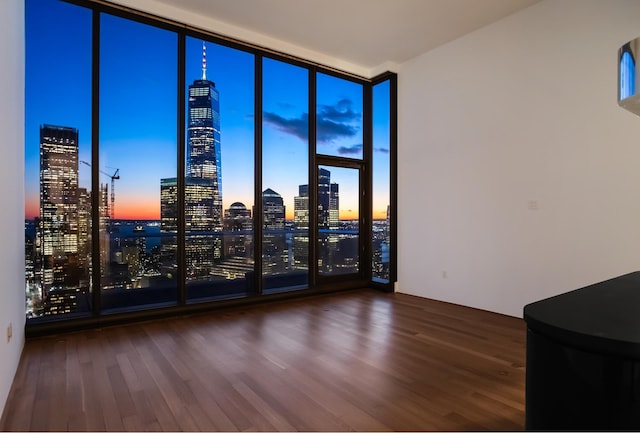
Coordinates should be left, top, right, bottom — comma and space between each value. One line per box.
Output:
26, 196, 389, 222
115, 197, 160, 220
25, 197, 161, 221
373, 209, 388, 220
339, 210, 359, 220
25, 199, 39, 220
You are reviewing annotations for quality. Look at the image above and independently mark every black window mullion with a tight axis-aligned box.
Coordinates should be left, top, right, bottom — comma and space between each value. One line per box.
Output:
309, 69, 318, 288
363, 82, 373, 282
90, 8, 101, 315
177, 32, 186, 304
389, 74, 398, 286
254, 54, 264, 296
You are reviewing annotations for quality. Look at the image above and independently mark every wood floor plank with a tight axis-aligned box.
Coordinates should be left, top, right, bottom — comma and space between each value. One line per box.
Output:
1, 343, 42, 431
1, 289, 527, 431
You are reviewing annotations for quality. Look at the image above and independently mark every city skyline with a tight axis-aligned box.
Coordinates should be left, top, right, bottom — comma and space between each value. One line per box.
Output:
24, 0, 391, 222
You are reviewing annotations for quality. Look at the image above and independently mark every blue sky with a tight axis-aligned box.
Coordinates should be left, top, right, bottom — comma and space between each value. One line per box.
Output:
25, 0, 391, 221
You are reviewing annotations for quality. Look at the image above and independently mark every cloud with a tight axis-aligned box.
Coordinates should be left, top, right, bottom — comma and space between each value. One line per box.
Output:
317, 98, 360, 143
318, 98, 360, 123
374, 147, 390, 154
337, 144, 362, 155
317, 118, 358, 143
263, 111, 308, 141
263, 98, 361, 144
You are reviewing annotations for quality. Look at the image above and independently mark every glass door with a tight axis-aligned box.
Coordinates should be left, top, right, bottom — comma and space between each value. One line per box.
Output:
316, 164, 362, 278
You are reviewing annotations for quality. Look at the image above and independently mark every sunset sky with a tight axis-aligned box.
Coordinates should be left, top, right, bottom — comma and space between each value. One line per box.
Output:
25, 0, 391, 222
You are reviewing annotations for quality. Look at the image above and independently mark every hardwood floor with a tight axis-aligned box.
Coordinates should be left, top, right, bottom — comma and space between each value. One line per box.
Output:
1, 289, 527, 431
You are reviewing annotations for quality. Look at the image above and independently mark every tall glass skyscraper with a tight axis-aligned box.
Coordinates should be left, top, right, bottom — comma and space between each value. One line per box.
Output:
161, 42, 223, 280
294, 168, 339, 229
161, 42, 223, 228
186, 42, 222, 231
30, 124, 91, 317
38, 125, 80, 293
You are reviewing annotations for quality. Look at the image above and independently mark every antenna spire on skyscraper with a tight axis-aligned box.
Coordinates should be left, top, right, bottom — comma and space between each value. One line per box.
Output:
202, 41, 207, 80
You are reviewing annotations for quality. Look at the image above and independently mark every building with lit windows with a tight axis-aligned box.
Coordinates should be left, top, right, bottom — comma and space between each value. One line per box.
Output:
160, 44, 223, 279
223, 202, 252, 232
319, 168, 339, 229
260, 189, 290, 273
160, 176, 222, 279
37, 125, 80, 296
262, 188, 285, 229
223, 202, 252, 259
187, 42, 222, 231
293, 193, 309, 230
76, 187, 91, 287
294, 169, 339, 229
294, 169, 353, 274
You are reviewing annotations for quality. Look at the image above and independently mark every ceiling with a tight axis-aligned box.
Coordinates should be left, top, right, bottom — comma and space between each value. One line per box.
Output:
153, 0, 541, 72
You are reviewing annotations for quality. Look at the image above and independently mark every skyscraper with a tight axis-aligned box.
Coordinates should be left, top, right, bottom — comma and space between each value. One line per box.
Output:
294, 168, 339, 229
293, 185, 309, 230
38, 124, 80, 293
318, 168, 339, 229
186, 41, 222, 231
261, 189, 289, 274
262, 188, 285, 229
223, 202, 252, 232
223, 202, 252, 258
294, 169, 347, 274
160, 42, 223, 280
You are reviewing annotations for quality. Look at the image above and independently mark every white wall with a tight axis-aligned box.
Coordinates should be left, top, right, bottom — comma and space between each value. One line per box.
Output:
0, 0, 25, 419
398, 0, 640, 317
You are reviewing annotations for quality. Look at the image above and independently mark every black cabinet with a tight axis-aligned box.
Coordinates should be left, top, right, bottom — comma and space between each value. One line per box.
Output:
524, 272, 640, 430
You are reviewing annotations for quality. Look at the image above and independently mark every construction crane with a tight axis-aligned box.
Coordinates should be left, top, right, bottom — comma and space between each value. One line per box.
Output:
80, 160, 120, 222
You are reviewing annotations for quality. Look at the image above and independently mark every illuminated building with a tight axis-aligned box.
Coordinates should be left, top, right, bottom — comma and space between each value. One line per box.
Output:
293, 193, 309, 230
260, 189, 289, 273
187, 41, 222, 231
99, 184, 110, 278
224, 202, 252, 231
293, 169, 354, 274
160, 42, 223, 279
223, 202, 252, 258
262, 188, 285, 229
160, 176, 222, 279
160, 178, 178, 232
294, 168, 339, 229
319, 168, 339, 229
77, 187, 91, 287
37, 124, 80, 295
293, 170, 340, 272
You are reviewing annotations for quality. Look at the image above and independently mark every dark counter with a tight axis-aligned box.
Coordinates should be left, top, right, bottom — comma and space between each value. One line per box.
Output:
523, 271, 640, 430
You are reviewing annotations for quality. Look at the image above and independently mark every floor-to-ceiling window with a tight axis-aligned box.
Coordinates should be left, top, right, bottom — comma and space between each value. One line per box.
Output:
372, 78, 392, 283
24, 0, 396, 330
99, 13, 179, 312
183, 37, 256, 302
262, 58, 310, 293
25, 0, 93, 320
316, 165, 361, 277
315, 72, 365, 281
